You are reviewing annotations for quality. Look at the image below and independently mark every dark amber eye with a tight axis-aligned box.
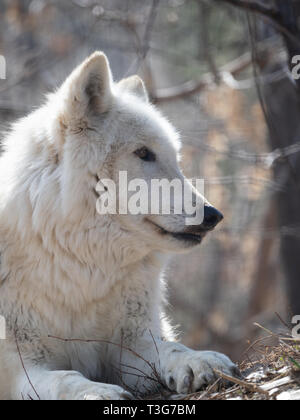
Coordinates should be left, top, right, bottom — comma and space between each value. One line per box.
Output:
134, 147, 156, 162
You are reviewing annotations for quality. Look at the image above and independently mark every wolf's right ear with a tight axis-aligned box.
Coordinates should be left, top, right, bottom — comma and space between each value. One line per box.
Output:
118, 75, 149, 103
61, 52, 113, 119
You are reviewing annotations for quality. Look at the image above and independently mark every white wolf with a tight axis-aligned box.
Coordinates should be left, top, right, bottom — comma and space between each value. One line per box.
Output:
0, 52, 239, 400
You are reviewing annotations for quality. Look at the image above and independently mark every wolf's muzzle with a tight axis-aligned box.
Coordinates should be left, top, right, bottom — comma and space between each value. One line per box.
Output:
170, 206, 223, 244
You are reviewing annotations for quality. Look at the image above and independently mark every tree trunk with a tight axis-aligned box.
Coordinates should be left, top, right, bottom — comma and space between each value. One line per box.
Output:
259, 0, 300, 316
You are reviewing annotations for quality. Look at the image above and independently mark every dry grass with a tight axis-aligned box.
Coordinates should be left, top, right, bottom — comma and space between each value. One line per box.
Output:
175, 325, 300, 400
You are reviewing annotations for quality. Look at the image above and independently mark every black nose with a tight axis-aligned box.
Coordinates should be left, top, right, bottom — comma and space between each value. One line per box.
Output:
202, 205, 223, 230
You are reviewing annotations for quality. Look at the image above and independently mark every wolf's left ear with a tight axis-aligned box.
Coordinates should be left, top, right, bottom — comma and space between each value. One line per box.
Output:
118, 75, 149, 103
61, 52, 113, 117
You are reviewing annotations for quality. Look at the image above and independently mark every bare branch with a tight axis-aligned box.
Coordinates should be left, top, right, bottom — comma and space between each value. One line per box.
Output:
214, 368, 270, 396
214, 0, 300, 46
141, 0, 160, 60
124, 0, 160, 76
198, 1, 221, 83
152, 47, 265, 102
215, 0, 280, 19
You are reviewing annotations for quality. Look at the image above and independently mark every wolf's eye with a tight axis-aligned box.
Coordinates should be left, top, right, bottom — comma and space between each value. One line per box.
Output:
134, 147, 156, 162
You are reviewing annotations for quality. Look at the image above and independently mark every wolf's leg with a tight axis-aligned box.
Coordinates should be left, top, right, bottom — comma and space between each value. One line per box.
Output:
12, 367, 133, 400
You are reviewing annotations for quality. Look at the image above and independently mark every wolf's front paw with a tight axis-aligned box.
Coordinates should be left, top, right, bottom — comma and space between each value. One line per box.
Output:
161, 347, 240, 394
84, 384, 133, 400
60, 383, 133, 400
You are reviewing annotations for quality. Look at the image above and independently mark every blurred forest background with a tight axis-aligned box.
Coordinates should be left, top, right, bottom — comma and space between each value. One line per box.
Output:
1, 0, 300, 363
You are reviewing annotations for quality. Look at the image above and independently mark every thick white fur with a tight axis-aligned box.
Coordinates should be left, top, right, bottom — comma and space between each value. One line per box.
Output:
0, 52, 237, 400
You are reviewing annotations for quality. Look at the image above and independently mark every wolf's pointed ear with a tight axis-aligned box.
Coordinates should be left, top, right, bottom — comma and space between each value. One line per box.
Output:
118, 75, 149, 103
61, 52, 113, 117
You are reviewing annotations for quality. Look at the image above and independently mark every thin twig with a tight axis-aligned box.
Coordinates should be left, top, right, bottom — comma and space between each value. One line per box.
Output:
194, 378, 222, 400
15, 333, 40, 400
119, 362, 162, 385
254, 322, 278, 337
149, 329, 161, 374
243, 334, 274, 355
48, 334, 164, 387
275, 312, 292, 331
280, 337, 300, 343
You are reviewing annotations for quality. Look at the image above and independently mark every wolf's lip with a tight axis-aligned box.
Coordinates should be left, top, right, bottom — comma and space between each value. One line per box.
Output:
170, 231, 204, 243
145, 219, 205, 243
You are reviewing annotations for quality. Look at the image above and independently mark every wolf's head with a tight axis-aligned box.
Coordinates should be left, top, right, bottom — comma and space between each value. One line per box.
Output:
1, 52, 223, 265
58, 52, 224, 254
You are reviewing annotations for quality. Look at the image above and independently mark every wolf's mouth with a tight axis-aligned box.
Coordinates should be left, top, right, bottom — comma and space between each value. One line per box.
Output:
170, 231, 204, 244
145, 219, 205, 244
